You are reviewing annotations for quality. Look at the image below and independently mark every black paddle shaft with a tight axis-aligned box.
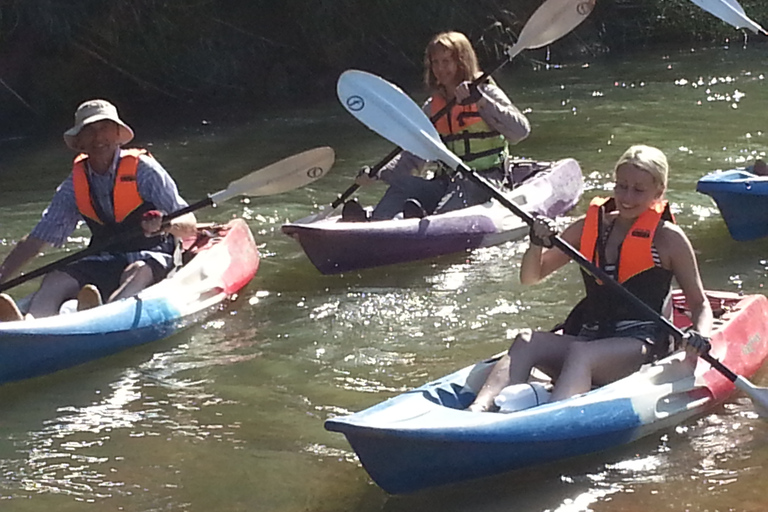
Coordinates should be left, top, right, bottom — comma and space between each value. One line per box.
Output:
330, 56, 512, 209
0, 196, 213, 294
464, 168, 739, 383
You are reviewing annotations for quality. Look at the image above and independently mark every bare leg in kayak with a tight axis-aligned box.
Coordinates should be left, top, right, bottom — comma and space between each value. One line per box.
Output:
26, 270, 81, 318
77, 260, 159, 310
108, 261, 156, 302
468, 330, 567, 411
468, 353, 511, 412
551, 337, 649, 401
468, 330, 652, 410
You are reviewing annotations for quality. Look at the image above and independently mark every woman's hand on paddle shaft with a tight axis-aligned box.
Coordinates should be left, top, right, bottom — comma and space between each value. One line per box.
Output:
354, 166, 378, 187
456, 82, 482, 106
683, 330, 712, 355
529, 214, 558, 248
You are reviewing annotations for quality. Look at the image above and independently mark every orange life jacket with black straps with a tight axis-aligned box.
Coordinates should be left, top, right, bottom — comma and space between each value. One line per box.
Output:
559, 197, 674, 337
580, 197, 672, 284
430, 91, 508, 171
72, 149, 174, 254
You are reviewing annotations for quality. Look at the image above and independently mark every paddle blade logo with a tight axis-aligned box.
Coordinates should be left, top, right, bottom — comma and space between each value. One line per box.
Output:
346, 95, 365, 112
307, 166, 325, 179
577, 0, 596, 16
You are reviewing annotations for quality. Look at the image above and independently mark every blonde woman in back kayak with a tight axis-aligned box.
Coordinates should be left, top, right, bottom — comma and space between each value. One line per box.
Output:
342, 30, 530, 221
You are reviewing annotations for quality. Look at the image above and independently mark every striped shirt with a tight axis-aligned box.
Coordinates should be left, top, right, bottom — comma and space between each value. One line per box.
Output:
30, 149, 189, 266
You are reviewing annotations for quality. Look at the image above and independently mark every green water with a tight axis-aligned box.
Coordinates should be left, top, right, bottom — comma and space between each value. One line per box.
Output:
1, 44, 767, 512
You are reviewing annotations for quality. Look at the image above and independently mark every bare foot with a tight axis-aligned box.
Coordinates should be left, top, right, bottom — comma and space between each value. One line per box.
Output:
467, 402, 492, 413
754, 159, 768, 176
0, 293, 23, 321
77, 284, 103, 311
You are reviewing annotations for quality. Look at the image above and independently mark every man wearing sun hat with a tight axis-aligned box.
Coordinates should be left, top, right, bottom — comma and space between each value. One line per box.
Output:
0, 99, 197, 321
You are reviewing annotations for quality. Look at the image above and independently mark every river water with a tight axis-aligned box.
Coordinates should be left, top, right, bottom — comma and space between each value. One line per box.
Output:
0, 43, 767, 512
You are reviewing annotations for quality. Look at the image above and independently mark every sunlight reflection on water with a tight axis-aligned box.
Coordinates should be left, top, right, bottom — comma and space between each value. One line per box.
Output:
1, 44, 768, 512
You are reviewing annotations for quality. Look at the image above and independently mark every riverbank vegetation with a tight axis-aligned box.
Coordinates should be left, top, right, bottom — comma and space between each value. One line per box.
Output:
0, 0, 765, 133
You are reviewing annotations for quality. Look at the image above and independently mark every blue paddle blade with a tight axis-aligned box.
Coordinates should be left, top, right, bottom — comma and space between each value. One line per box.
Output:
689, 0, 766, 34
336, 70, 463, 171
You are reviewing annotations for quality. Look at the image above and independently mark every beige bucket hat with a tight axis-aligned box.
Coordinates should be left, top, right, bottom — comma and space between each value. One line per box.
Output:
63, 99, 134, 150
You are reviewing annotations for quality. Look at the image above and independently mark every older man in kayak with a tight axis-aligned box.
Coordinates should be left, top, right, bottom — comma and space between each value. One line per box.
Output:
0, 99, 197, 321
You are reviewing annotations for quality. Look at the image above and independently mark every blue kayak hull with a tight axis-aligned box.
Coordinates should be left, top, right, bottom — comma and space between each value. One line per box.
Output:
0, 219, 259, 385
326, 292, 768, 494
0, 300, 196, 383
337, 392, 642, 494
696, 169, 768, 241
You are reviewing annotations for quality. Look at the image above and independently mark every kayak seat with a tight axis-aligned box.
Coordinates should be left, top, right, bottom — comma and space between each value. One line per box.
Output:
506, 160, 552, 189
670, 290, 737, 349
181, 224, 227, 265
423, 383, 475, 409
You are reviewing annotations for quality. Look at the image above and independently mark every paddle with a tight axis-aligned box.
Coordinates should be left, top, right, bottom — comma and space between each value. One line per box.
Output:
336, 69, 768, 416
307, 0, 595, 222
689, 0, 767, 34
0, 146, 334, 294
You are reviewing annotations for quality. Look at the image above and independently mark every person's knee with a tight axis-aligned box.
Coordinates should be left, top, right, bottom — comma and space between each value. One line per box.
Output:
508, 329, 534, 356
121, 261, 154, 285
39, 270, 79, 295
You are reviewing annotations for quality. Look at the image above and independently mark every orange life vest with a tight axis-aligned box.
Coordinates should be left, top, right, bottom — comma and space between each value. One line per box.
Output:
73, 148, 146, 224
557, 197, 675, 342
580, 196, 670, 283
430, 94, 507, 171
431, 94, 484, 134
71, 148, 174, 254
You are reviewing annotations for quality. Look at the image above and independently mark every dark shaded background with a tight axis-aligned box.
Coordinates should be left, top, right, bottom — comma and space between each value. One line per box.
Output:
0, 0, 765, 137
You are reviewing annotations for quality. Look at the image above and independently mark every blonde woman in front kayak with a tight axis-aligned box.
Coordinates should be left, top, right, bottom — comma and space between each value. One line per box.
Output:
468, 145, 713, 412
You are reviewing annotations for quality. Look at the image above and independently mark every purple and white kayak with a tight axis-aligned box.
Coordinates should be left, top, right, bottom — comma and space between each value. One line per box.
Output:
282, 159, 583, 274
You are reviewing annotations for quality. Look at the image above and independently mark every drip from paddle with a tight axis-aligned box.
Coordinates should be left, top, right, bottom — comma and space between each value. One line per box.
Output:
336, 69, 768, 417
0, 147, 334, 294
307, 0, 595, 222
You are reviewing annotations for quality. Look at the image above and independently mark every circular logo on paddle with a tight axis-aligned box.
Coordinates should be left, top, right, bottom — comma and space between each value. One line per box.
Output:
346, 95, 365, 112
307, 166, 325, 179
577, 0, 595, 16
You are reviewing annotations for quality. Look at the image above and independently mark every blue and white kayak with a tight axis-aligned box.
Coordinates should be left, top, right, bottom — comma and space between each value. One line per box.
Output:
696, 168, 768, 241
325, 291, 768, 494
0, 219, 259, 385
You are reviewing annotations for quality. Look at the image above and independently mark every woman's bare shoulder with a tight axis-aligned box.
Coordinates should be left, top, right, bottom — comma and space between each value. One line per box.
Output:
655, 221, 694, 253
558, 216, 586, 246
562, 215, 586, 234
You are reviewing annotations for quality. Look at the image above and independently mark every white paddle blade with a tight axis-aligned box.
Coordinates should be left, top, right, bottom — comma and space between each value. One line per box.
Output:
689, 0, 767, 34
337, 70, 463, 171
734, 375, 768, 417
210, 146, 334, 204
507, 0, 596, 59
